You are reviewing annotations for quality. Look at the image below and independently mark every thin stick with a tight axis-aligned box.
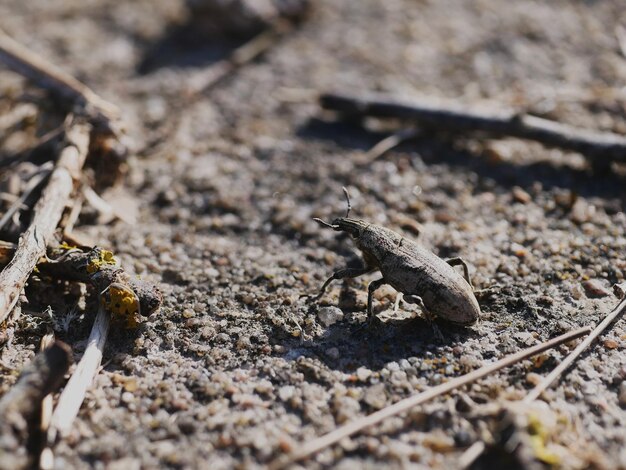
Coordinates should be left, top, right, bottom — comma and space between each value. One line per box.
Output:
0, 27, 119, 133
0, 121, 91, 325
320, 92, 626, 161
364, 128, 419, 163
61, 194, 84, 237
272, 326, 591, 469
47, 305, 110, 444
39, 332, 56, 470
524, 297, 626, 402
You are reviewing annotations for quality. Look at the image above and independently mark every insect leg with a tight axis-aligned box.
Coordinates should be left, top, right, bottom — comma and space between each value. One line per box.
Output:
366, 278, 387, 320
446, 257, 473, 288
393, 292, 403, 312
318, 266, 374, 297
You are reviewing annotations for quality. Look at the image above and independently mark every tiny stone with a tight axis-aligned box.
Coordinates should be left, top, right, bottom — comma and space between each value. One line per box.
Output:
356, 367, 372, 382
121, 392, 134, 404
526, 372, 542, 386
278, 385, 295, 401
570, 198, 595, 224
582, 279, 611, 298
317, 306, 344, 327
512, 186, 531, 203
613, 282, 626, 299
603, 339, 619, 350
363, 383, 387, 409
571, 283, 584, 300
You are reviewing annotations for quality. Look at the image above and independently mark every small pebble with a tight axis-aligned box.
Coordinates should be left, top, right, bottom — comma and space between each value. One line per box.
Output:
512, 186, 531, 203
121, 392, 134, 404
582, 279, 611, 298
278, 386, 295, 401
317, 306, 344, 327
511, 242, 529, 257
356, 367, 372, 382
603, 339, 618, 350
526, 372, 542, 386
363, 383, 387, 409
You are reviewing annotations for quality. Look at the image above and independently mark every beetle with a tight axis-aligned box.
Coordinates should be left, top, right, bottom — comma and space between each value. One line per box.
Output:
313, 189, 480, 327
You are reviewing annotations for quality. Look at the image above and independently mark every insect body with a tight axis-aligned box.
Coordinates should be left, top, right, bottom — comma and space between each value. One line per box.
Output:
314, 193, 480, 326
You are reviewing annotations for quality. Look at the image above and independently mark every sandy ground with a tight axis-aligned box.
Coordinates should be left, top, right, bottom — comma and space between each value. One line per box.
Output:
1, 0, 626, 468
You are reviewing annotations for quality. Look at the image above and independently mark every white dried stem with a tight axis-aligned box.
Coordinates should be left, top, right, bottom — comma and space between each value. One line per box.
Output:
47, 305, 110, 443
39, 332, 56, 470
0, 121, 91, 325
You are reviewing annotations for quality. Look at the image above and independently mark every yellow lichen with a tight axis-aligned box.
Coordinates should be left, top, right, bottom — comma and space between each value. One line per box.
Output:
101, 283, 140, 328
87, 250, 118, 274
528, 413, 560, 465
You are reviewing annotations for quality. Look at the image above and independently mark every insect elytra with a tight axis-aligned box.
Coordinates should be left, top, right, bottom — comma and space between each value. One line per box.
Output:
314, 188, 481, 327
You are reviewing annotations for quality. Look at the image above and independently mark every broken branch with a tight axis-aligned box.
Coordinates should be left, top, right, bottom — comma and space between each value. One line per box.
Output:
320, 91, 626, 161
272, 326, 591, 468
0, 121, 91, 325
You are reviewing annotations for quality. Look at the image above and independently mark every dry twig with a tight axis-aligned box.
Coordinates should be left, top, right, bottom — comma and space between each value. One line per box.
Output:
0, 121, 91, 325
271, 326, 591, 469
0, 341, 72, 470
47, 305, 109, 444
320, 91, 626, 162
0, 27, 119, 134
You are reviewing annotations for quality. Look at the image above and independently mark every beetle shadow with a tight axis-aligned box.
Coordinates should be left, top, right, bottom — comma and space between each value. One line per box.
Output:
304, 307, 482, 373
296, 117, 626, 206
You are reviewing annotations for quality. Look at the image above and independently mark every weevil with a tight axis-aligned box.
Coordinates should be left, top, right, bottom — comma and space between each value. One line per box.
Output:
314, 189, 481, 326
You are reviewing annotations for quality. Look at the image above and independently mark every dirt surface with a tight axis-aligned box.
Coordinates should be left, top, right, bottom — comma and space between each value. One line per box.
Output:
1, 1, 626, 469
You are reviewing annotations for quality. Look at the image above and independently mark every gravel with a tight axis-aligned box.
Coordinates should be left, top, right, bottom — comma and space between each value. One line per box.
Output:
1, 0, 626, 468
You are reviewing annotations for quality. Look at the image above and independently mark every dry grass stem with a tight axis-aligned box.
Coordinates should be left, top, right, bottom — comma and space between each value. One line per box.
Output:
47, 305, 110, 444
272, 326, 591, 468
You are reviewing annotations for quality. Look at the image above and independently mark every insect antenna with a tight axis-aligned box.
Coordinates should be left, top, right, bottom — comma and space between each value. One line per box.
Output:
342, 187, 352, 218
313, 217, 338, 229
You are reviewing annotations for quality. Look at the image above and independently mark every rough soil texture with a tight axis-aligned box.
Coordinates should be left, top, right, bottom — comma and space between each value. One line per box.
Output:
1, 0, 626, 469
